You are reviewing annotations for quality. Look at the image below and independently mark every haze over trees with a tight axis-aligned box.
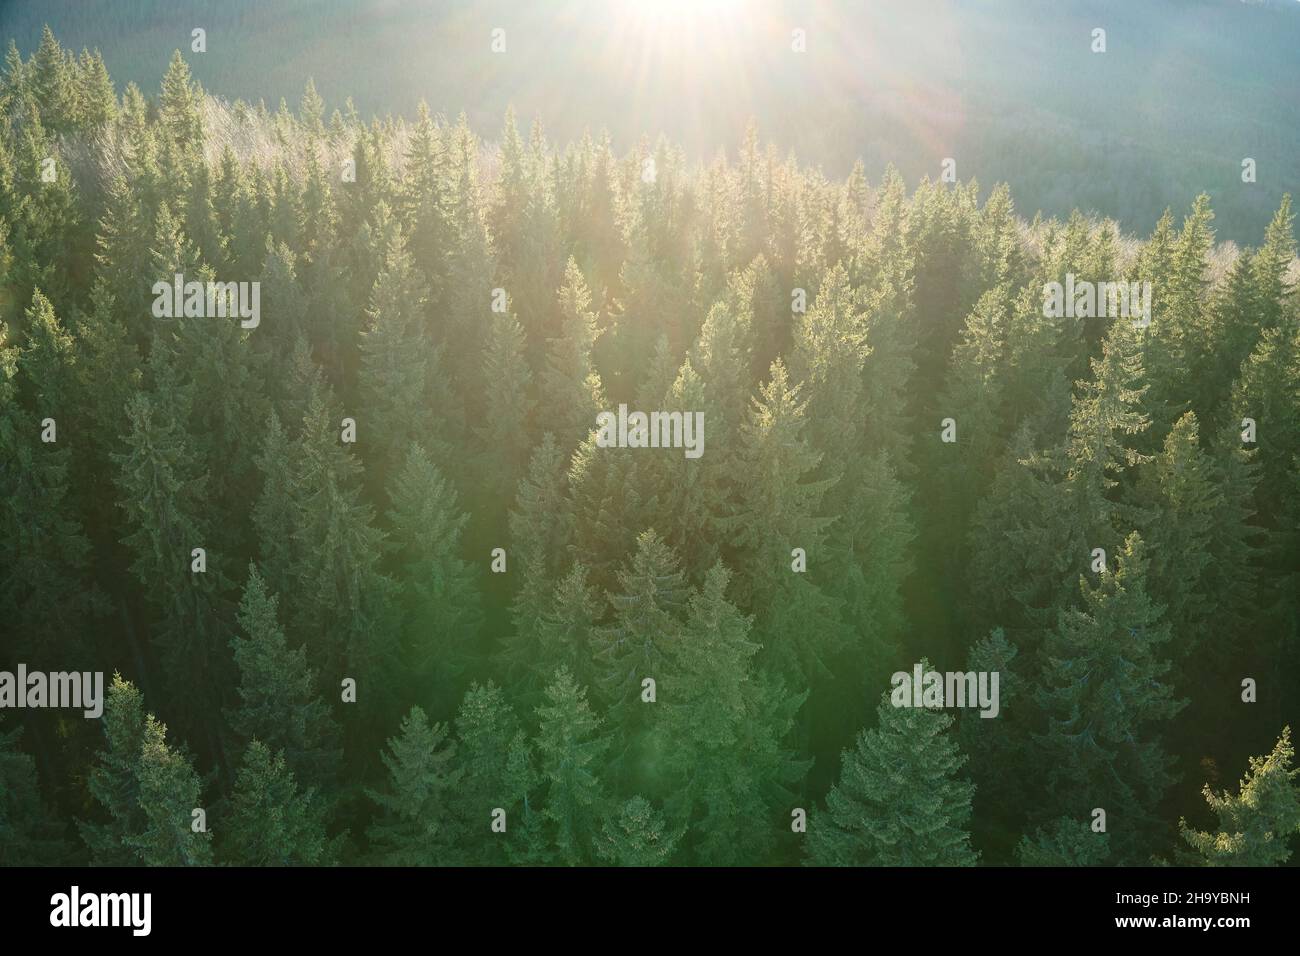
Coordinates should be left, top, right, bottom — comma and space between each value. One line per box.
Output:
0, 29, 1297, 866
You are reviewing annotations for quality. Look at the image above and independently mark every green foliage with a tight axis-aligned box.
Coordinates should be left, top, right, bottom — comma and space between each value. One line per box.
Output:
807, 688, 978, 867
1033, 533, 1185, 858
0, 718, 69, 864
534, 667, 609, 865
2, 30, 1297, 869
1016, 817, 1110, 867
1180, 728, 1300, 866
229, 564, 341, 790
366, 707, 461, 866
595, 796, 680, 866
224, 741, 337, 866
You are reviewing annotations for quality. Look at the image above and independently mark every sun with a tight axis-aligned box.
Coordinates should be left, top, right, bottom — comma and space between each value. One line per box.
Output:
618, 0, 749, 37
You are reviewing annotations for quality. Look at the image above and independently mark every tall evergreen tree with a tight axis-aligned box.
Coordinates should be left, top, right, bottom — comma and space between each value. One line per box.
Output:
223, 740, 336, 866
1033, 533, 1185, 858
806, 687, 978, 867
1180, 727, 1300, 866
0, 719, 69, 864
385, 442, 481, 704
80, 675, 148, 866
366, 707, 461, 865
228, 564, 341, 791
535, 667, 609, 865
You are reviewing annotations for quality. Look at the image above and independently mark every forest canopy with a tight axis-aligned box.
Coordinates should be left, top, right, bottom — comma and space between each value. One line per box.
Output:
0, 27, 1297, 868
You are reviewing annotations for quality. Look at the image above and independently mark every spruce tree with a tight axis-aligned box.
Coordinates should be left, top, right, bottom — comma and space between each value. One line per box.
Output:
1016, 817, 1110, 867
112, 393, 232, 739
223, 740, 336, 866
539, 257, 605, 454
503, 433, 575, 688
129, 715, 212, 866
535, 667, 610, 865
664, 562, 808, 865
1033, 533, 1185, 858
590, 529, 686, 714
358, 225, 443, 469
1180, 728, 1300, 866
806, 688, 978, 867
80, 675, 148, 865
0, 718, 69, 864
366, 707, 461, 865
228, 564, 341, 791
385, 442, 480, 704
726, 359, 842, 682
451, 682, 522, 861
595, 796, 680, 867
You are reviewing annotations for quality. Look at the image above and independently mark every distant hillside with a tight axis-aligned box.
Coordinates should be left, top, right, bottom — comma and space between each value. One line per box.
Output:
3, 0, 1299, 242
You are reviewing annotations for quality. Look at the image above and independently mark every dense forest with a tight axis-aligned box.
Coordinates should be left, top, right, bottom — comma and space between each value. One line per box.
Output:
5, 0, 1300, 243
0, 28, 1297, 867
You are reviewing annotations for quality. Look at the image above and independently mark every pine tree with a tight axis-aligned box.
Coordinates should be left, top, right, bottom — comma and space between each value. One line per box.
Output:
473, 303, 534, 508
156, 51, 203, 194
664, 562, 808, 865
827, 449, 915, 676
567, 435, 650, 589
0, 316, 97, 659
30, 27, 75, 132
1204, 248, 1260, 423
1065, 317, 1152, 554
76, 50, 116, 126
1136, 412, 1219, 662
385, 442, 480, 704
251, 410, 297, 599
1033, 533, 1185, 858
0, 718, 69, 864
1249, 195, 1295, 333
228, 564, 341, 791
129, 715, 212, 866
595, 796, 680, 866
223, 740, 336, 866
503, 433, 575, 687
590, 529, 686, 712
966, 424, 1073, 636
635, 356, 727, 581
1180, 728, 1300, 866
933, 285, 1011, 542
80, 675, 148, 865
358, 225, 443, 469
539, 258, 604, 453
535, 667, 609, 865
68, 282, 143, 499
1016, 816, 1110, 866
366, 707, 461, 865
806, 688, 978, 867
532, 563, 603, 693
958, 629, 1025, 828
112, 393, 232, 738
1231, 324, 1299, 522
451, 682, 522, 862
148, 264, 270, 559
286, 377, 397, 702
19, 289, 75, 415
400, 103, 452, 293
726, 359, 842, 682
791, 262, 869, 460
